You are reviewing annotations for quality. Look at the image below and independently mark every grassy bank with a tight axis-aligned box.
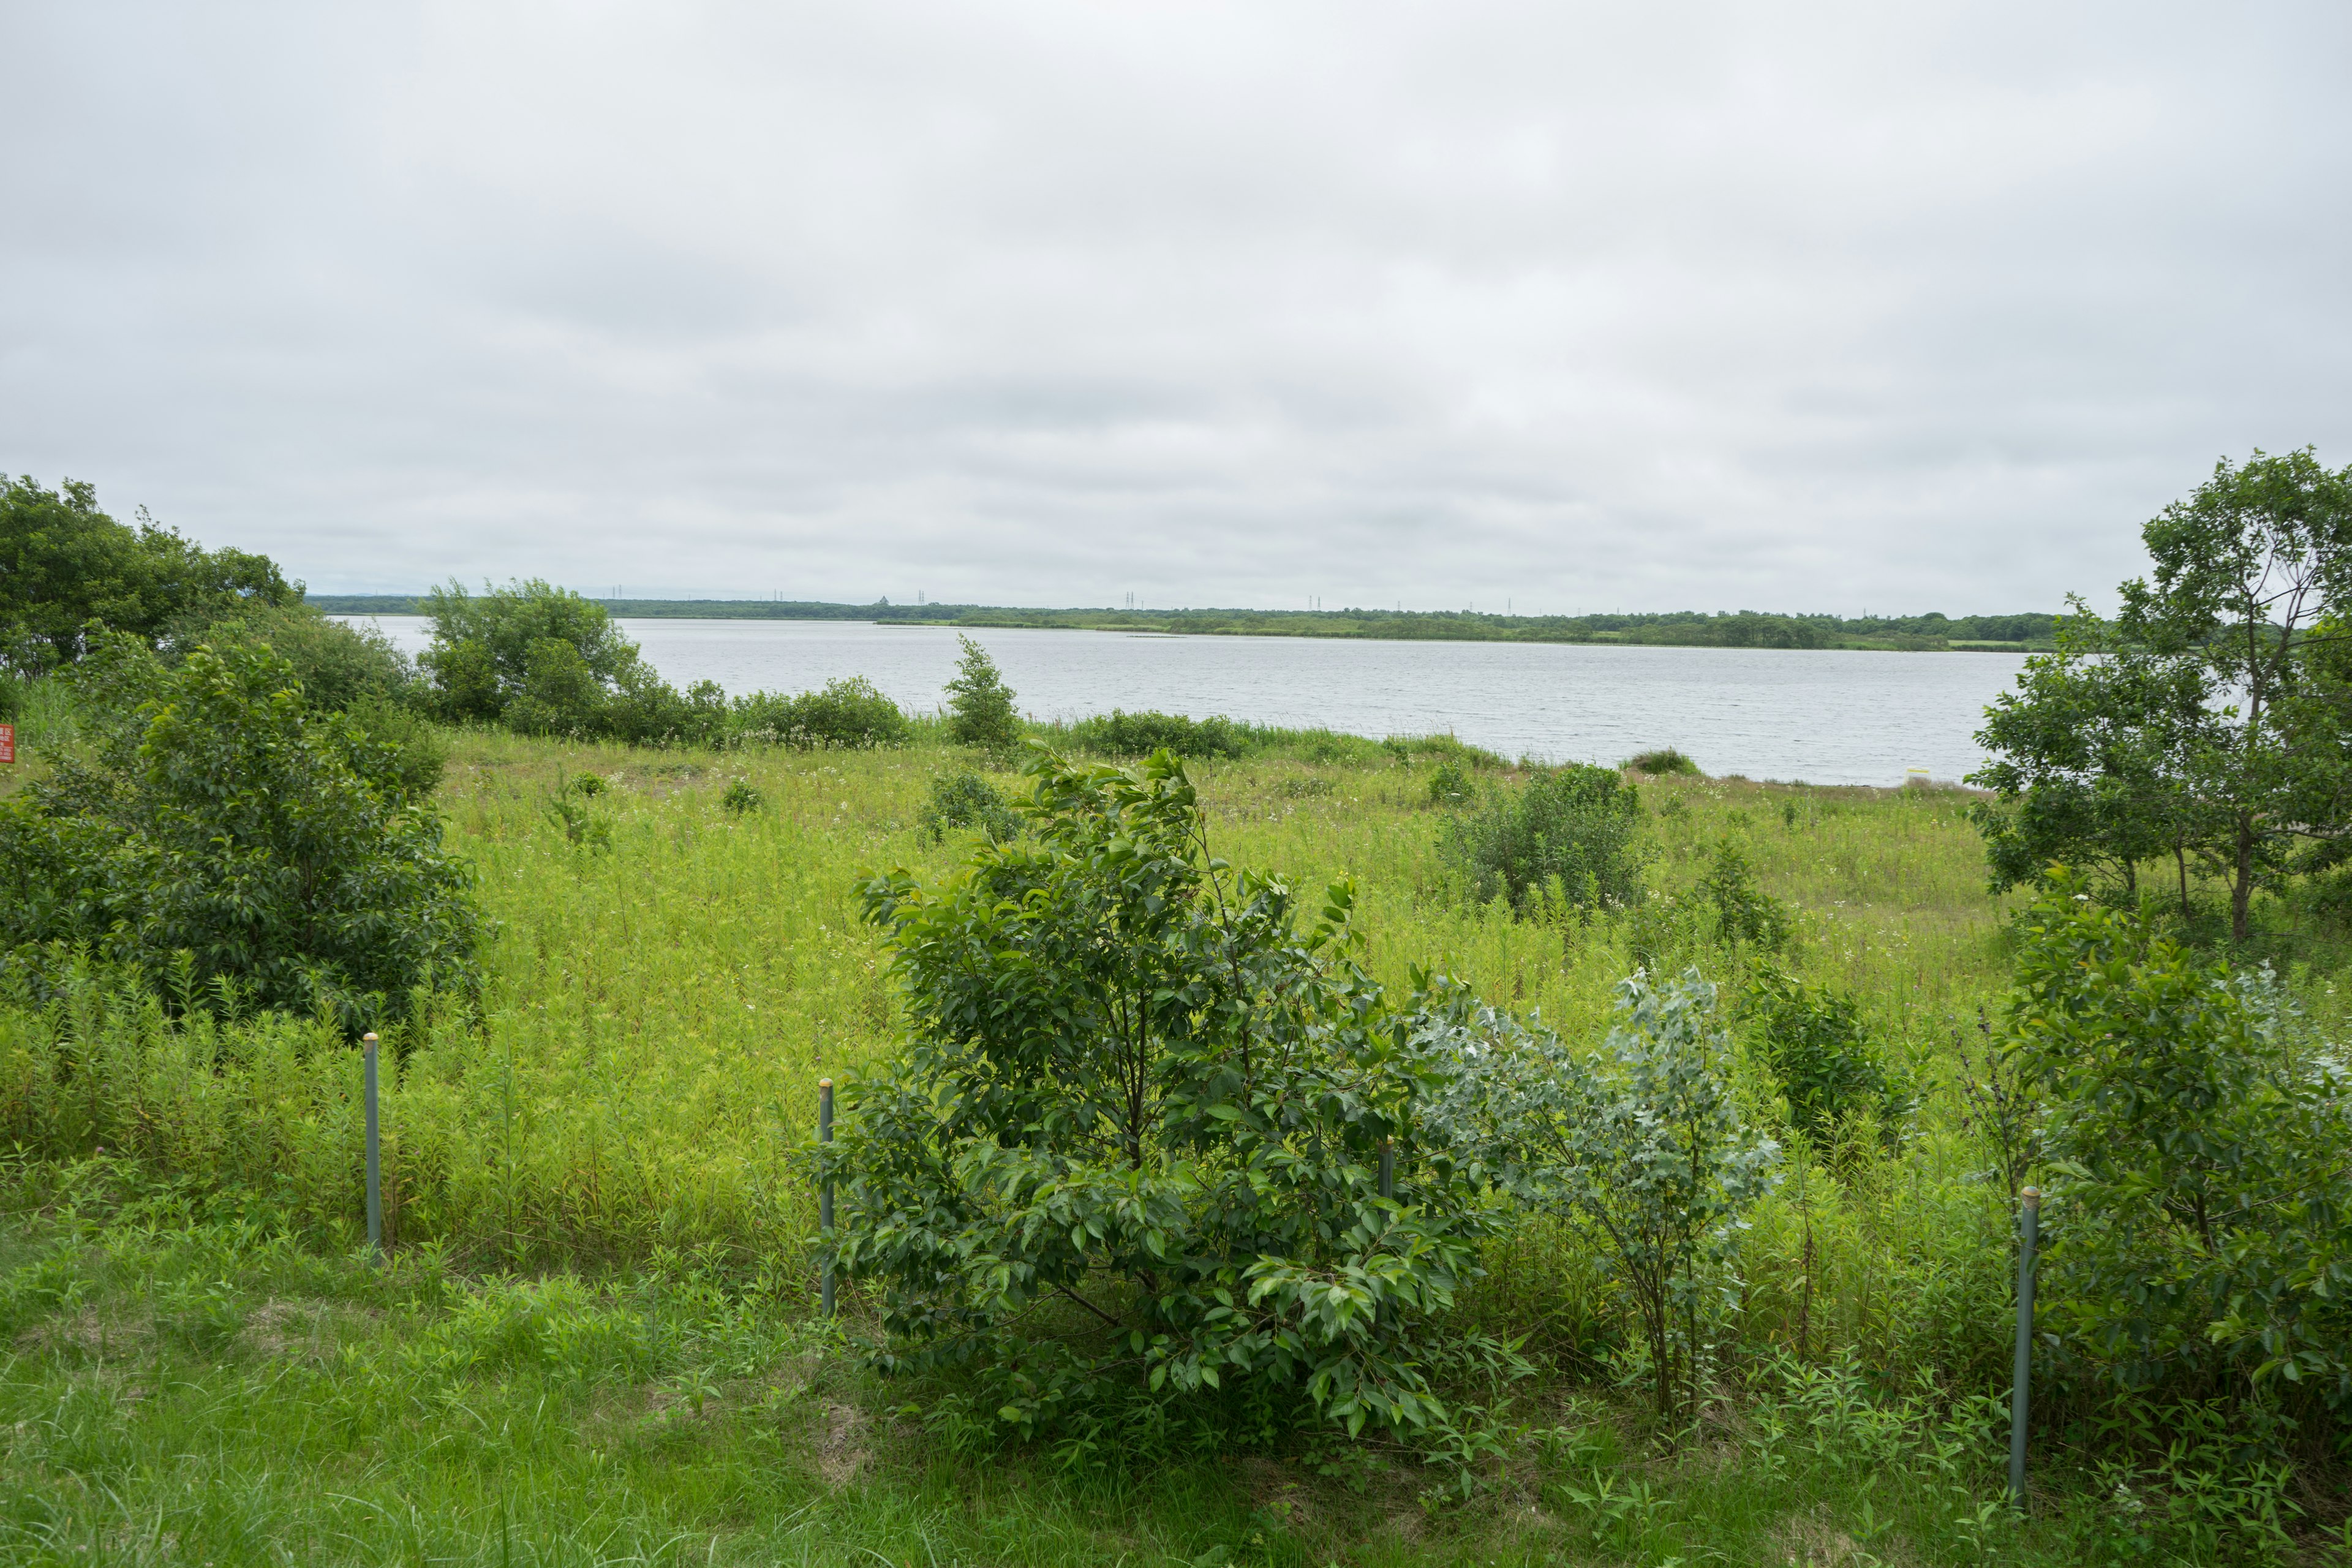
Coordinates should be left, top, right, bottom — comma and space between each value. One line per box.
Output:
2, 725, 2343, 1562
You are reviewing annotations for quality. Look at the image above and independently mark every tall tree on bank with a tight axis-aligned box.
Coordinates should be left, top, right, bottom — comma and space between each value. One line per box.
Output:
1972, 450, 2352, 940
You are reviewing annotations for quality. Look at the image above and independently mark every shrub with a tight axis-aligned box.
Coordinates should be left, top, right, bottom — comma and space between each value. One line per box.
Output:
0, 635, 481, 1031
943, 635, 1020, 756
341, 694, 448, 804
2007, 873, 2352, 1410
918, 771, 1022, 843
1625, 747, 1701, 777
1433, 970, 1779, 1422
1746, 967, 1906, 1148
827, 750, 1513, 1454
184, 603, 414, 714
1066, 708, 1245, 760
419, 580, 687, 741
721, 780, 763, 815
1441, 763, 1653, 914
1427, 762, 1474, 808
1697, 839, 1791, 949
733, 677, 909, 750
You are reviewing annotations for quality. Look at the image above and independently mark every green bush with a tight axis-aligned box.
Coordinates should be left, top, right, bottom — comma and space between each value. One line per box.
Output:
720, 780, 763, 815
733, 677, 909, 750
419, 579, 704, 743
1746, 967, 1906, 1148
1427, 761, 1473, 808
0, 635, 481, 1031
918, 770, 1022, 842
1066, 708, 1245, 759
1441, 763, 1653, 914
2007, 873, 2352, 1412
828, 750, 1513, 1455
1697, 839, 1792, 949
184, 603, 413, 714
1624, 747, 1701, 777
943, 636, 1020, 756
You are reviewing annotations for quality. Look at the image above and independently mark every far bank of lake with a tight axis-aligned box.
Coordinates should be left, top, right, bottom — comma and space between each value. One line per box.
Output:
348, 616, 2025, 788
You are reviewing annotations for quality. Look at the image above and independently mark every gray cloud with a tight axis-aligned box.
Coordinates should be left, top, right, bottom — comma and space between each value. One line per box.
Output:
4, 0, 2347, 612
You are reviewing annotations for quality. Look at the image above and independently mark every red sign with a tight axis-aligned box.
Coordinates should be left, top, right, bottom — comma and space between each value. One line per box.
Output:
0, 724, 13, 764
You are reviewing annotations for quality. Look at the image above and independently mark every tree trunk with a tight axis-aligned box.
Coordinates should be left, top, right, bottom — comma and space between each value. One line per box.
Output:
2176, 845, 2191, 919
2232, 813, 2255, 943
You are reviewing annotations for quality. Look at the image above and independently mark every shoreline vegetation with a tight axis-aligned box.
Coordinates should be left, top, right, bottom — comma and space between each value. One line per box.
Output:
12, 466, 2352, 1562
307, 594, 2059, 652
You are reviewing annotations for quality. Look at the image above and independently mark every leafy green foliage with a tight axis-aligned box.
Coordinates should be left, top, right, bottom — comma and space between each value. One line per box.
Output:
1431, 970, 1779, 1422
943, 635, 1020, 756
1626, 748, 1700, 777
1973, 450, 2352, 938
1441, 763, 1653, 915
1066, 709, 1246, 759
731, 677, 910, 750
918, 771, 1023, 843
826, 749, 1513, 1453
722, 780, 764, 815
1745, 967, 1906, 1149
419, 579, 649, 729
420, 581, 911, 752
2007, 874, 2352, 1409
181, 602, 412, 711
0, 635, 481, 1030
1697, 839, 1791, 949
1426, 762, 1473, 809
0, 476, 296, 673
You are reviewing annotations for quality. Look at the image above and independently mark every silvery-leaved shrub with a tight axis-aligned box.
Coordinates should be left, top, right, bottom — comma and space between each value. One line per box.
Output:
819, 748, 1517, 1462
1427, 968, 1779, 1425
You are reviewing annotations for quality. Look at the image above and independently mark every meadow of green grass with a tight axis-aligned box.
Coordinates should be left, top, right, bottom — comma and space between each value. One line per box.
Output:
2, 727, 2343, 1564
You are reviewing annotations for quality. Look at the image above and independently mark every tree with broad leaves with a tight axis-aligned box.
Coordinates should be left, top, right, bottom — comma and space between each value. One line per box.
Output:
819, 747, 1518, 1454
1972, 449, 2352, 940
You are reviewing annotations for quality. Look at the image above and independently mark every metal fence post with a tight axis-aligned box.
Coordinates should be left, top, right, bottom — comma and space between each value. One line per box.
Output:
819, 1078, 835, 1317
362, 1033, 383, 1258
2010, 1186, 2040, 1509
1377, 1138, 1395, 1202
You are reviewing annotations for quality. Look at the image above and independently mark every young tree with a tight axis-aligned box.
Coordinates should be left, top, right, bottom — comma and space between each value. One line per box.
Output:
824, 750, 1510, 1447
943, 633, 1020, 754
0, 635, 480, 1030
1972, 450, 2352, 939
1971, 600, 2215, 911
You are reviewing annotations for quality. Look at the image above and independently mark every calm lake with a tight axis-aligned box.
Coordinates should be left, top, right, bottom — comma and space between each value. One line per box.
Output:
346, 616, 2027, 788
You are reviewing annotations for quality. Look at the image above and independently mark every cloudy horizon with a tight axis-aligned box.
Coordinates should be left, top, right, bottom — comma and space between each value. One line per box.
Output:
6, 2, 2348, 615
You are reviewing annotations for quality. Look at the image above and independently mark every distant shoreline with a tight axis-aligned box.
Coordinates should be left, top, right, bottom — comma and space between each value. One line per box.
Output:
308, 595, 2056, 654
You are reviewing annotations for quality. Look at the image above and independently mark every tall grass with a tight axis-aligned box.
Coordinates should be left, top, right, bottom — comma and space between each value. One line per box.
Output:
3, 720, 2339, 1561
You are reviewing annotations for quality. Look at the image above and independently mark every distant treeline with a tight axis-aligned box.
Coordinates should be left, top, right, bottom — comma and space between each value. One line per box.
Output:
308, 596, 2057, 651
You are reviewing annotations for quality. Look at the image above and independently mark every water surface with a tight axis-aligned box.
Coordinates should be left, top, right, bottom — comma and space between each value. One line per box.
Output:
347, 616, 2024, 788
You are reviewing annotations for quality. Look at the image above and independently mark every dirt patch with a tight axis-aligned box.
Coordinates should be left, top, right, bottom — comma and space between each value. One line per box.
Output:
239, 1299, 333, 1360
1240, 1456, 1313, 1528
1768, 1505, 1883, 1566
816, 1400, 869, 1488
15, 1307, 130, 1357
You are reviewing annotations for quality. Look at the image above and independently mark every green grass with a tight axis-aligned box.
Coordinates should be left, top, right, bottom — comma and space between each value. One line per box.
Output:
1, 724, 2342, 1563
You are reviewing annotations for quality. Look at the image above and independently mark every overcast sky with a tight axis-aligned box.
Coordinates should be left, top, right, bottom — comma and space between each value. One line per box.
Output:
5, 3, 2347, 613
